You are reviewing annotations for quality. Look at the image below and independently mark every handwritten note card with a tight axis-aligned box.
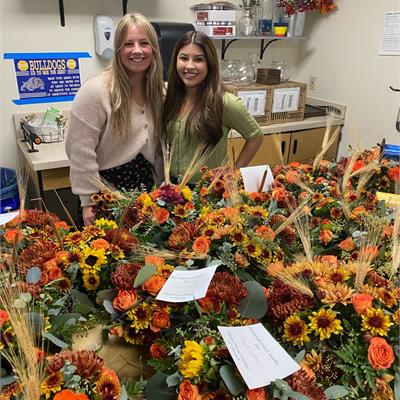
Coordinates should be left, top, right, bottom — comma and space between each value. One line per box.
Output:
218, 323, 300, 389
240, 165, 274, 192
156, 265, 218, 303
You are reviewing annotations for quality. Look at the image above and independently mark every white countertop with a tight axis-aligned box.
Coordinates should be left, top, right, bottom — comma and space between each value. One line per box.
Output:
14, 97, 346, 172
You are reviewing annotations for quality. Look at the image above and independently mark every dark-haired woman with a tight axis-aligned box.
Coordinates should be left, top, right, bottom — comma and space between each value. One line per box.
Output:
163, 30, 263, 184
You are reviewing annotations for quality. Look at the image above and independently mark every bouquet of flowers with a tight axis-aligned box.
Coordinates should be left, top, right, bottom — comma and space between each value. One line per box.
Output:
276, 0, 337, 16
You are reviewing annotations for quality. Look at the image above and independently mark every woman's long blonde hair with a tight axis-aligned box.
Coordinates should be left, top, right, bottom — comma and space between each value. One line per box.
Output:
110, 13, 164, 138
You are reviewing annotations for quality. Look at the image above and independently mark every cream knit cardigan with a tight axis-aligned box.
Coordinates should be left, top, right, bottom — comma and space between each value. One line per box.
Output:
66, 72, 161, 207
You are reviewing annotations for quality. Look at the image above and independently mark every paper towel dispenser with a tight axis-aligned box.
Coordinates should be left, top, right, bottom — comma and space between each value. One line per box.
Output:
151, 22, 194, 81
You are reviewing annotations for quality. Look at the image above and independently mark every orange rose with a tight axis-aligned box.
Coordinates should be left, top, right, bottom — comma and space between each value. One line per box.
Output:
351, 293, 374, 315
112, 290, 138, 311
338, 237, 356, 252
142, 275, 166, 296
352, 159, 364, 172
0, 310, 9, 327
150, 309, 171, 332
198, 297, 221, 314
388, 166, 400, 181
145, 255, 165, 267
91, 238, 110, 250
319, 229, 333, 245
192, 236, 210, 254
54, 389, 89, 400
4, 228, 23, 244
55, 221, 69, 231
109, 325, 124, 337
48, 267, 64, 281
246, 387, 267, 400
149, 343, 167, 359
178, 380, 202, 400
368, 337, 395, 370
271, 187, 285, 201
34, 348, 47, 362
255, 226, 275, 241
154, 208, 170, 224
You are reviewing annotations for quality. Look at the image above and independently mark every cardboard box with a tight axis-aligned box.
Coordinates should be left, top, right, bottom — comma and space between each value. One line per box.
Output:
195, 10, 236, 22
195, 25, 236, 36
256, 68, 281, 85
232, 81, 307, 125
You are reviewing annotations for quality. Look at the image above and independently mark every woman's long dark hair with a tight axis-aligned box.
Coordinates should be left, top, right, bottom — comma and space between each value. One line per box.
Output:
162, 30, 225, 147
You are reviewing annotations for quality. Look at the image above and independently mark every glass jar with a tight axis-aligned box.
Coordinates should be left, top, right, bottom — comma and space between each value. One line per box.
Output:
237, 61, 256, 85
239, 7, 256, 36
221, 59, 239, 83
271, 60, 294, 82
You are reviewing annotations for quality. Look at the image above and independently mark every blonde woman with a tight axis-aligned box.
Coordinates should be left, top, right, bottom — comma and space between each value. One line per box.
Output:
66, 13, 164, 226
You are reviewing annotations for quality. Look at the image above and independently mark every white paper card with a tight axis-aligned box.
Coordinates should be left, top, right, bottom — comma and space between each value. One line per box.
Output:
237, 90, 267, 116
379, 12, 400, 55
272, 87, 300, 113
240, 165, 274, 192
156, 265, 218, 303
0, 211, 19, 226
218, 324, 300, 389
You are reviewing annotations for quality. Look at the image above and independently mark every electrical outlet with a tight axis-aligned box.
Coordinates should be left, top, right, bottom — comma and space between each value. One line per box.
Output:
309, 76, 317, 90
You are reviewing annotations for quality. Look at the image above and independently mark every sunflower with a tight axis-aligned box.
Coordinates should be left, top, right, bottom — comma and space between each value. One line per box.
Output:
173, 204, 188, 218
123, 326, 145, 345
79, 247, 107, 275
283, 315, 310, 346
156, 264, 174, 279
393, 308, 400, 325
179, 340, 205, 378
41, 371, 63, 399
63, 231, 85, 248
301, 349, 323, 373
181, 186, 192, 201
243, 242, 262, 259
82, 274, 100, 291
127, 303, 153, 332
326, 267, 351, 284
95, 218, 118, 231
95, 368, 121, 399
308, 308, 343, 340
230, 228, 249, 246
361, 308, 393, 336
247, 206, 268, 219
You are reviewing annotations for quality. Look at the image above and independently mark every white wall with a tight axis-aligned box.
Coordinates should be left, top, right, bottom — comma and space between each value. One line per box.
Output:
1, 0, 399, 169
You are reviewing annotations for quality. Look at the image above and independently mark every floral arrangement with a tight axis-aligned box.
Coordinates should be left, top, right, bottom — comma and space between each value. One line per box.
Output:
276, 0, 337, 16
0, 145, 399, 400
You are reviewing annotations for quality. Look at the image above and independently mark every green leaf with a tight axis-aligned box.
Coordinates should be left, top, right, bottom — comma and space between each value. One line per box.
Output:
219, 364, 244, 396
145, 373, 176, 400
50, 313, 81, 331
273, 379, 292, 392
294, 350, 305, 364
43, 332, 68, 348
71, 290, 96, 309
238, 281, 268, 318
395, 371, 400, 400
324, 385, 349, 399
96, 289, 118, 305
165, 371, 182, 387
134, 264, 157, 288
286, 390, 310, 400
120, 385, 128, 400
74, 303, 95, 315
27, 312, 44, 334
0, 375, 16, 387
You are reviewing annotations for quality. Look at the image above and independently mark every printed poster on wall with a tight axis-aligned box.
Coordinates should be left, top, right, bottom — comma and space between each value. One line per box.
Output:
3, 52, 91, 105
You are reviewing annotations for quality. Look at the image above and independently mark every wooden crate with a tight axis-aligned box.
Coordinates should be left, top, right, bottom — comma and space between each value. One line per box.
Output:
232, 81, 307, 126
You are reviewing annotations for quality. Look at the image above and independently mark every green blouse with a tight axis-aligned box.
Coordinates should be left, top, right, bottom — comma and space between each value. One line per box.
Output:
168, 92, 262, 183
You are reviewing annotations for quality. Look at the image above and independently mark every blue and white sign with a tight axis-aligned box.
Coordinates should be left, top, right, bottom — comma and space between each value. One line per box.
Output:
4, 52, 91, 105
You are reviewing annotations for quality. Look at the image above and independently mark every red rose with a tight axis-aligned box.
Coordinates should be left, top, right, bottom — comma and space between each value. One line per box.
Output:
178, 380, 202, 400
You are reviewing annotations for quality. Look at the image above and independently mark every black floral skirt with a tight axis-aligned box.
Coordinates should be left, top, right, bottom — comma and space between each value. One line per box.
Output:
99, 153, 154, 192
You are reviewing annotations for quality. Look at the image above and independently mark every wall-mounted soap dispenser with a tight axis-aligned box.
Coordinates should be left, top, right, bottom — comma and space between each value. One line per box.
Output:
94, 15, 114, 60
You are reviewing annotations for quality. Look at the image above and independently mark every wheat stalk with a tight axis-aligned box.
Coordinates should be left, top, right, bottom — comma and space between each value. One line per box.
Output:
160, 134, 176, 185
275, 269, 314, 297
313, 123, 341, 171
271, 133, 284, 165
390, 206, 400, 280
53, 189, 78, 231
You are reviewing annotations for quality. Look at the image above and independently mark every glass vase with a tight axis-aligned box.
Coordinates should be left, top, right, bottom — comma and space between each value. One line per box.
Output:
239, 7, 256, 36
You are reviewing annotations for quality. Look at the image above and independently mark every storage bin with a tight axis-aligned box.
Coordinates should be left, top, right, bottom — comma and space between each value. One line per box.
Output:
0, 167, 20, 213
383, 144, 400, 161
232, 81, 307, 125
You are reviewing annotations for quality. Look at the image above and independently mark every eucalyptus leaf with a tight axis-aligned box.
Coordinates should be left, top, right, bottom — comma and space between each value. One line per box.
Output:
0, 375, 16, 387
287, 390, 310, 400
219, 364, 244, 396
134, 264, 157, 288
71, 290, 95, 308
165, 371, 182, 387
145, 373, 176, 400
273, 379, 292, 392
26, 266, 41, 284
43, 332, 68, 348
207, 259, 223, 268
103, 299, 118, 315
120, 385, 128, 400
96, 289, 118, 305
324, 385, 349, 399
294, 350, 305, 364
74, 303, 95, 315
395, 371, 400, 400
238, 281, 268, 318
27, 312, 44, 334
50, 313, 81, 331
